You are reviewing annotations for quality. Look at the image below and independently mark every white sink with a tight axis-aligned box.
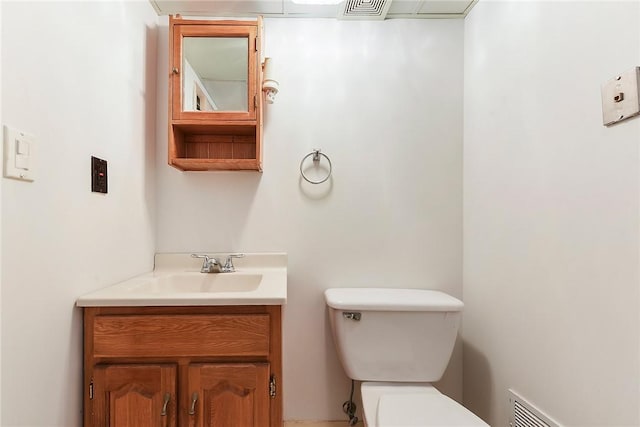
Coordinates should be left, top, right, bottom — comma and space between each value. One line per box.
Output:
134, 272, 262, 293
76, 253, 287, 307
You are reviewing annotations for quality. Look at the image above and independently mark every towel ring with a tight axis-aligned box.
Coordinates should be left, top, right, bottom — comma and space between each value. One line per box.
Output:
300, 149, 332, 184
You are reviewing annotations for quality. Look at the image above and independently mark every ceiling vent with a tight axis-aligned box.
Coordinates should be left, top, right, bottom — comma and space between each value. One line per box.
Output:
339, 0, 393, 19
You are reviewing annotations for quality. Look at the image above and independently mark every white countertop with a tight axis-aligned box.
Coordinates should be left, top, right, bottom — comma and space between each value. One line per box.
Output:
76, 253, 287, 307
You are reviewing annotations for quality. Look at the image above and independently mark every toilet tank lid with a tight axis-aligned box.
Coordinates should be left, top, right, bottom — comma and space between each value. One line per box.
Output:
324, 288, 463, 312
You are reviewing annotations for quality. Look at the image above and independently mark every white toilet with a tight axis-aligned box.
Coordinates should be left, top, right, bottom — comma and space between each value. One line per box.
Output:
325, 288, 488, 427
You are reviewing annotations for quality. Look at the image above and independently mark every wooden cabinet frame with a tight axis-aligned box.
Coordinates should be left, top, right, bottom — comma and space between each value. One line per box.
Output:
168, 16, 264, 171
83, 305, 282, 427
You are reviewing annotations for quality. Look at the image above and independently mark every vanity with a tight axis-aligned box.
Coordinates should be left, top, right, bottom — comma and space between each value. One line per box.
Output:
76, 253, 286, 427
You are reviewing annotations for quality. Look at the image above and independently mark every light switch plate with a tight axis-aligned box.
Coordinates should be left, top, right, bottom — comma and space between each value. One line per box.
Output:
601, 67, 640, 126
3, 125, 35, 182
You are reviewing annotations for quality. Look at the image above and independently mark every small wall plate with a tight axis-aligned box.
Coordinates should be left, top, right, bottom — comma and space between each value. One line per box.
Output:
601, 67, 640, 126
3, 125, 35, 182
91, 156, 108, 193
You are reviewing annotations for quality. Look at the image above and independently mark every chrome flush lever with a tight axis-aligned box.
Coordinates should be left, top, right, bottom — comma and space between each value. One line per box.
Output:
343, 312, 361, 321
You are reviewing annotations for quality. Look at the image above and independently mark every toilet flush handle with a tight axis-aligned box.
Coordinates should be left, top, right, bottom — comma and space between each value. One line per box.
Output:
343, 312, 361, 321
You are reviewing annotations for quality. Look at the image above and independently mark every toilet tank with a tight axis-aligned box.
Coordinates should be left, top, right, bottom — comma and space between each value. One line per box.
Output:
325, 288, 463, 382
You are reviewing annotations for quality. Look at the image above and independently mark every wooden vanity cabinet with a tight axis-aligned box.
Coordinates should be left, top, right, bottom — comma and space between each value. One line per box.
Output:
169, 16, 264, 171
83, 306, 282, 427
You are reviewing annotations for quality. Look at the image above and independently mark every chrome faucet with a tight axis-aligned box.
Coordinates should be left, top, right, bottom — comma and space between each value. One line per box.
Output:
191, 254, 244, 273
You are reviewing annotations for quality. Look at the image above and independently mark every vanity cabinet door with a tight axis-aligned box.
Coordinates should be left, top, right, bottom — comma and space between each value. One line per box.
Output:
91, 364, 177, 427
186, 363, 270, 427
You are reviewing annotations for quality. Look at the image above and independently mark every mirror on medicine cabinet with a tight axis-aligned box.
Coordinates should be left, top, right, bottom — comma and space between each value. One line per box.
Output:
169, 17, 263, 171
182, 37, 248, 113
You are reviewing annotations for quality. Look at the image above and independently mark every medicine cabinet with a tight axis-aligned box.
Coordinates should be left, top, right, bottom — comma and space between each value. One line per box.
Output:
169, 16, 263, 171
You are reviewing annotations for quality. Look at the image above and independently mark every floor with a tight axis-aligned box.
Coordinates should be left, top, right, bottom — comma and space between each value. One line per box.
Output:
285, 422, 363, 427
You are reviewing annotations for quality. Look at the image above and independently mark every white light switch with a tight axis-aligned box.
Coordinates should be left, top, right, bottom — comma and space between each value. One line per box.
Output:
601, 67, 640, 126
3, 125, 35, 181
15, 152, 29, 170
17, 139, 30, 155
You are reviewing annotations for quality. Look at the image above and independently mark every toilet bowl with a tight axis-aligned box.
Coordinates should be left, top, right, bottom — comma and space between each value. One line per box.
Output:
324, 288, 488, 427
362, 382, 487, 427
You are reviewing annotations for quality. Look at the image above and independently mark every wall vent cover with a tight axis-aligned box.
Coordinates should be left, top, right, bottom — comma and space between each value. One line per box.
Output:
509, 389, 562, 427
339, 0, 393, 19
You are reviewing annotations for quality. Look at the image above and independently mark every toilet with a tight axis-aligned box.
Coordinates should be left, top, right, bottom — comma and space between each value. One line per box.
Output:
325, 288, 488, 427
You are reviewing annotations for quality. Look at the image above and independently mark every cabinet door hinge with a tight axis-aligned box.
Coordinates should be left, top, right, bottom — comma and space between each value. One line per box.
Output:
254, 94, 257, 109
89, 379, 94, 400
269, 375, 276, 399
254, 36, 258, 52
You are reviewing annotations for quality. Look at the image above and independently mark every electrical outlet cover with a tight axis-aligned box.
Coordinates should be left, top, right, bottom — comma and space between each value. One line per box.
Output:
91, 156, 108, 193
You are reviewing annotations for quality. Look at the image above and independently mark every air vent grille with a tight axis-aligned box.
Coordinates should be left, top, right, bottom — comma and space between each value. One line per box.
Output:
514, 401, 550, 427
509, 390, 562, 427
340, 0, 392, 19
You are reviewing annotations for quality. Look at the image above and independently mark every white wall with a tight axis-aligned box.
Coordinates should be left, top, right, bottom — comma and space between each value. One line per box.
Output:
1, 1, 158, 425
0, 1, 3, 422
463, 1, 640, 425
156, 18, 464, 421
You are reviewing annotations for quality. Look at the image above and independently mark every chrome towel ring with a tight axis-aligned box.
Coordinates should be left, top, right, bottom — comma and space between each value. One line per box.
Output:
300, 149, 332, 184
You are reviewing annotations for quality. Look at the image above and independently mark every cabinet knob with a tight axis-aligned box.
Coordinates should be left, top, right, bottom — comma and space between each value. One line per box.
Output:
189, 392, 199, 415
172, 67, 180, 74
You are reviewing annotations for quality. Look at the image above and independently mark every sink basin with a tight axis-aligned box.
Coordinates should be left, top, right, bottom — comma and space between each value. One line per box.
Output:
136, 273, 262, 293
76, 253, 287, 307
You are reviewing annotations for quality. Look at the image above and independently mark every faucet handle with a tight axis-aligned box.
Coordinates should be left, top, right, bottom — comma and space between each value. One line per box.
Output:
223, 254, 245, 272
192, 254, 223, 273
192, 253, 215, 267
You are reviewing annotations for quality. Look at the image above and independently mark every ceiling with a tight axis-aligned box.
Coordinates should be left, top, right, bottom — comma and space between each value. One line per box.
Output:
150, 0, 477, 19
